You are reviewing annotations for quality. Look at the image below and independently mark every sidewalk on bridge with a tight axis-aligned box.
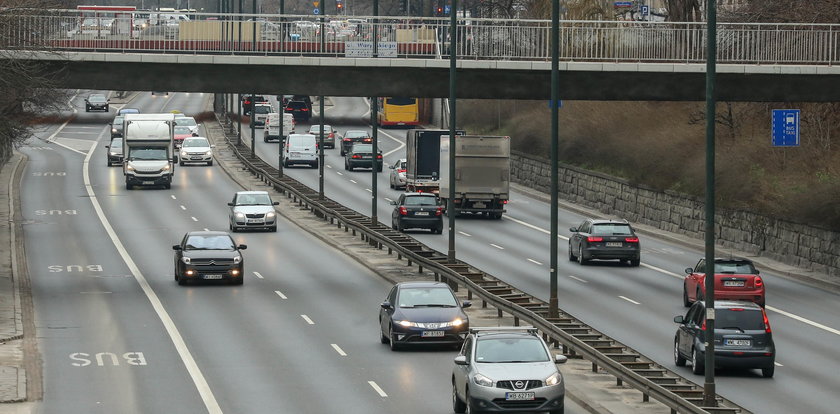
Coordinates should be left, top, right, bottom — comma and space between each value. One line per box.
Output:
203, 115, 673, 414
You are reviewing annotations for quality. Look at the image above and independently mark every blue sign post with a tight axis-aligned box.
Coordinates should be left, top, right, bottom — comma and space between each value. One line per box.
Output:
313, 8, 320, 14
771, 109, 800, 147
444, 5, 451, 14
641, 5, 650, 15
614, 1, 633, 7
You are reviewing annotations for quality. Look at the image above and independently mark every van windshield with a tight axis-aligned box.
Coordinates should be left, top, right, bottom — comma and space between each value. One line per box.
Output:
128, 147, 167, 161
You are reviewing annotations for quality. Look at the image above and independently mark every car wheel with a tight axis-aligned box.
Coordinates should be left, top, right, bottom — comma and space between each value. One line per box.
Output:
177, 275, 187, 286
465, 388, 481, 414
340, 150, 345, 156
380, 329, 389, 344
207, 160, 213, 166
270, 226, 277, 232
682, 284, 691, 308
549, 407, 564, 414
311, 160, 318, 169
578, 246, 588, 265
434, 225, 443, 234
164, 182, 171, 189
568, 243, 577, 261
179, 161, 184, 166
231, 225, 238, 233
389, 179, 394, 189
630, 257, 640, 267
344, 161, 349, 171
696, 288, 704, 303
125, 182, 132, 190
232, 278, 244, 286
674, 339, 687, 367
452, 381, 466, 413
762, 365, 775, 378
691, 347, 704, 375
377, 166, 383, 172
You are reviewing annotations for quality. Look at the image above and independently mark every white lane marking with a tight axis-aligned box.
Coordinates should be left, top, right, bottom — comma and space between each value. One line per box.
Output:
331, 344, 347, 356
527, 258, 542, 265
82, 141, 222, 414
774, 362, 783, 367
490, 243, 504, 250
46, 94, 78, 143
336, 172, 343, 176
366, 188, 372, 193
641, 263, 682, 279
368, 381, 388, 398
384, 197, 393, 202
180, 205, 186, 210
502, 215, 569, 241
80, 291, 112, 294
458, 231, 472, 237
301, 314, 315, 325
349, 179, 357, 184
766, 305, 840, 336
569, 275, 588, 283
275, 290, 287, 299
253, 272, 264, 279
191, 217, 198, 222
619, 296, 641, 305
326, 164, 332, 169
171, 195, 177, 200
49, 139, 89, 155
203, 228, 209, 231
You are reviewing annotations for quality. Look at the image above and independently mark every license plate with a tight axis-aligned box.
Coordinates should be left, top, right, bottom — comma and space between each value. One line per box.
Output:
725, 339, 751, 346
414, 212, 429, 216
505, 392, 535, 401
203, 274, 223, 280
247, 219, 263, 223
473, 202, 486, 208
291, 152, 301, 157
606, 242, 623, 247
191, 156, 203, 160
143, 181, 155, 185
724, 281, 745, 287
421, 331, 444, 337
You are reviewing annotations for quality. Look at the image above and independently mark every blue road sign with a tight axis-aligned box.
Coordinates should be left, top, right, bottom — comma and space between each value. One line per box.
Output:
614, 1, 633, 7
444, 5, 451, 14
641, 5, 650, 15
547, 100, 563, 109
313, 8, 320, 14
771, 109, 800, 147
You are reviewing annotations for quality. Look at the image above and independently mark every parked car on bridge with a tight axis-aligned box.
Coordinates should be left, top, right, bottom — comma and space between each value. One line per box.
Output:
674, 300, 775, 378
568, 218, 640, 266
452, 327, 568, 414
683, 258, 765, 307
84, 94, 109, 112
391, 192, 443, 233
379, 281, 470, 351
227, 191, 279, 232
172, 231, 246, 285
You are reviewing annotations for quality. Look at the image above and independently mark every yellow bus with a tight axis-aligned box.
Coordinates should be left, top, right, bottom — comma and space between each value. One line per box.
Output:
378, 97, 420, 127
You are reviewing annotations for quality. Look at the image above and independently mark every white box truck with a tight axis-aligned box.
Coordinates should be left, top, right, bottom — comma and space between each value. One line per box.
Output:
439, 135, 510, 219
405, 129, 463, 193
122, 113, 176, 190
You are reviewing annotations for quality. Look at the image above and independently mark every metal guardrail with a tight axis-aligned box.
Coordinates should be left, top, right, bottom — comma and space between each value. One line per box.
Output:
4, 9, 840, 65
213, 111, 749, 414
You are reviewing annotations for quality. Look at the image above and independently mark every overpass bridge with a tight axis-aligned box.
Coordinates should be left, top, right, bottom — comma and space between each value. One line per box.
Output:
4, 10, 840, 101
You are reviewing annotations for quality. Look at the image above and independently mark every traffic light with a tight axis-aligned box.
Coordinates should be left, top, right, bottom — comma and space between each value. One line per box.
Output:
436, 6, 443, 15
336, 0, 343, 12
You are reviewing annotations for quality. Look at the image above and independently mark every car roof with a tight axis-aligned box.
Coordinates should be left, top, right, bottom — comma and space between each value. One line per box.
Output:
403, 192, 436, 197
694, 300, 764, 310
711, 257, 754, 263
396, 281, 451, 289
236, 190, 269, 195
186, 231, 230, 237
589, 219, 630, 225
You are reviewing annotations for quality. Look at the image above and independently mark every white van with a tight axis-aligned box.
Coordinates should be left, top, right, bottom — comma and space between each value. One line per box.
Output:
251, 103, 272, 126
283, 134, 318, 168
264, 112, 295, 143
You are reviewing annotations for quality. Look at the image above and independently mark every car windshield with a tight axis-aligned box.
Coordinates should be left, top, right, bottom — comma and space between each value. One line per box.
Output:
174, 126, 192, 134
175, 117, 197, 127
345, 131, 369, 139
113, 116, 124, 126
397, 287, 457, 308
715, 261, 757, 274
591, 224, 633, 236
253, 105, 271, 114
287, 101, 307, 109
236, 193, 272, 206
88, 95, 107, 103
309, 125, 331, 133
128, 147, 167, 161
184, 235, 235, 250
475, 338, 550, 363
110, 138, 123, 147
717, 308, 765, 331
404, 196, 437, 206
352, 144, 373, 152
182, 138, 209, 148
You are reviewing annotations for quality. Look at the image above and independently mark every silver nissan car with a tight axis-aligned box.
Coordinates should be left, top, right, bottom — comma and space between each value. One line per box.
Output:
227, 191, 279, 232
452, 327, 568, 414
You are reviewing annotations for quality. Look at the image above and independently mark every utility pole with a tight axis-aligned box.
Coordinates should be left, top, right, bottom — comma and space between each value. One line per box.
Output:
446, 0, 458, 263
371, 0, 379, 223
703, 0, 718, 407
548, 0, 559, 319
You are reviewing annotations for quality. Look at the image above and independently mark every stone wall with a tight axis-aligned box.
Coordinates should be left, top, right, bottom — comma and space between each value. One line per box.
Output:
511, 151, 840, 278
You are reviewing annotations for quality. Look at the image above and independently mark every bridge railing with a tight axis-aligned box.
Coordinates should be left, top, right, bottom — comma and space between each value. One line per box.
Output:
4, 9, 840, 65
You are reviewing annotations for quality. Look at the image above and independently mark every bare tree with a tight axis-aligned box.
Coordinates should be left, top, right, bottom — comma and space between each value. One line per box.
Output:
0, 1, 72, 165
666, 0, 702, 22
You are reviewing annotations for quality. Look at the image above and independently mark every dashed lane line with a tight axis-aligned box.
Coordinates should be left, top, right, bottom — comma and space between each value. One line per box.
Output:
368, 381, 388, 398
502, 215, 569, 241
191, 217, 198, 222
458, 231, 472, 237
180, 205, 186, 210
171, 195, 177, 200
331, 344, 347, 356
568, 275, 588, 283
619, 296, 641, 305
527, 258, 543, 265
253, 272, 264, 279
275, 290, 287, 299
301, 315, 315, 324
349, 179, 357, 184
490, 243, 504, 250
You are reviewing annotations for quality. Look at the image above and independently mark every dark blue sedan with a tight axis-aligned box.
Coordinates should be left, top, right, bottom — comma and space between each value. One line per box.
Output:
379, 281, 470, 351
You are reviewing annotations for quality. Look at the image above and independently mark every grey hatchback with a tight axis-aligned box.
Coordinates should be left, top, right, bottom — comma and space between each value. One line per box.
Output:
453, 327, 568, 414
228, 191, 279, 232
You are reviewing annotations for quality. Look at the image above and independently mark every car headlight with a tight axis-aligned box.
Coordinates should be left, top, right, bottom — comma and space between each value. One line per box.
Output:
397, 320, 415, 327
234, 212, 245, 219
181, 151, 189, 157
545, 372, 563, 386
181, 256, 191, 264
266, 211, 276, 218
450, 318, 464, 327
204, 150, 212, 156
111, 128, 117, 133
472, 373, 493, 387
162, 164, 171, 171
233, 255, 242, 264
125, 164, 135, 171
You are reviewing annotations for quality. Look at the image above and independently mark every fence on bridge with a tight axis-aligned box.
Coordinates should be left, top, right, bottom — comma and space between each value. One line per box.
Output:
3, 9, 840, 65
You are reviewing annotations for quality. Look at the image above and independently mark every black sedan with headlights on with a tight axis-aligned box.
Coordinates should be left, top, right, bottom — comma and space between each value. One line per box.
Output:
379, 281, 470, 351
173, 231, 247, 286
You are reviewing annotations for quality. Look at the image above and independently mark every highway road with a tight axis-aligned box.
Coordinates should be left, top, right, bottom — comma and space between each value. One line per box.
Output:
252, 95, 840, 414
17, 92, 589, 413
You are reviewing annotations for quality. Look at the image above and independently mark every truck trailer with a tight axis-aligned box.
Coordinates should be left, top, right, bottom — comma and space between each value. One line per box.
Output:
439, 135, 510, 219
405, 129, 463, 193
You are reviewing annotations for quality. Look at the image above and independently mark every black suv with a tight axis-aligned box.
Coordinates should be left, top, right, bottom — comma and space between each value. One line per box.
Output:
569, 218, 640, 266
344, 143, 383, 171
284, 99, 312, 121
674, 300, 775, 377
85, 94, 109, 112
172, 231, 247, 285
241, 94, 268, 115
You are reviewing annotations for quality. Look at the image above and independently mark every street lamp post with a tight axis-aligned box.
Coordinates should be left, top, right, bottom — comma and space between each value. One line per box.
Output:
446, 0, 458, 263
703, 0, 718, 407
371, 0, 379, 223
548, 0, 560, 319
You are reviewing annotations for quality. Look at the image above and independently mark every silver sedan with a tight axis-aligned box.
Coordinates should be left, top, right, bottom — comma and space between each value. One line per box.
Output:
389, 158, 407, 190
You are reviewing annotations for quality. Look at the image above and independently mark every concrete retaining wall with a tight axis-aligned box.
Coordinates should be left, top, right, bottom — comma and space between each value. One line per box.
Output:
510, 150, 840, 278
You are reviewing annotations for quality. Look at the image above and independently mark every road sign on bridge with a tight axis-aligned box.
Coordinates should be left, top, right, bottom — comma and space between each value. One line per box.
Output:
771, 109, 800, 147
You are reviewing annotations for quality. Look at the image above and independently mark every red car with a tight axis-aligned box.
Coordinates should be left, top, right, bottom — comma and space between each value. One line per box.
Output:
173, 126, 196, 148
683, 258, 765, 307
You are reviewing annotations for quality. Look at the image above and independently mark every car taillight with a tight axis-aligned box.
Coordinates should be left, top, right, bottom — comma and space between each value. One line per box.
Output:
435, 207, 443, 216
762, 310, 772, 333
328, 132, 334, 138
700, 319, 706, 330
377, 154, 383, 159
301, 108, 309, 111
503, 200, 509, 204
343, 138, 351, 142
363, 138, 371, 142
754, 277, 763, 288
587, 236, 603, 242
625, 237, 639, 243
398, 169, 406, 173
398, 206, 408, 215
352, 155, 361, 159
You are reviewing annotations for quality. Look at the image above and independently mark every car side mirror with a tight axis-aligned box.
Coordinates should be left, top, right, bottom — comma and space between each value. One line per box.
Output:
105, 145, 110, 149
389, 200, 397, 205
389, 164, 395, 169
569, 227, 578, 232
237, 244, 247, 250
380, 301, 392, 309
756, 269, 760, 274
673, 315, 685, 324
210, 144, 216, 148
462, 301, 471, 308
227, 202, 234, 206
453, 355, 468, 366
554, 354, 568, 364
684, 267, 693, 274
273, 201, 279, 206
172, 245, 182, 250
